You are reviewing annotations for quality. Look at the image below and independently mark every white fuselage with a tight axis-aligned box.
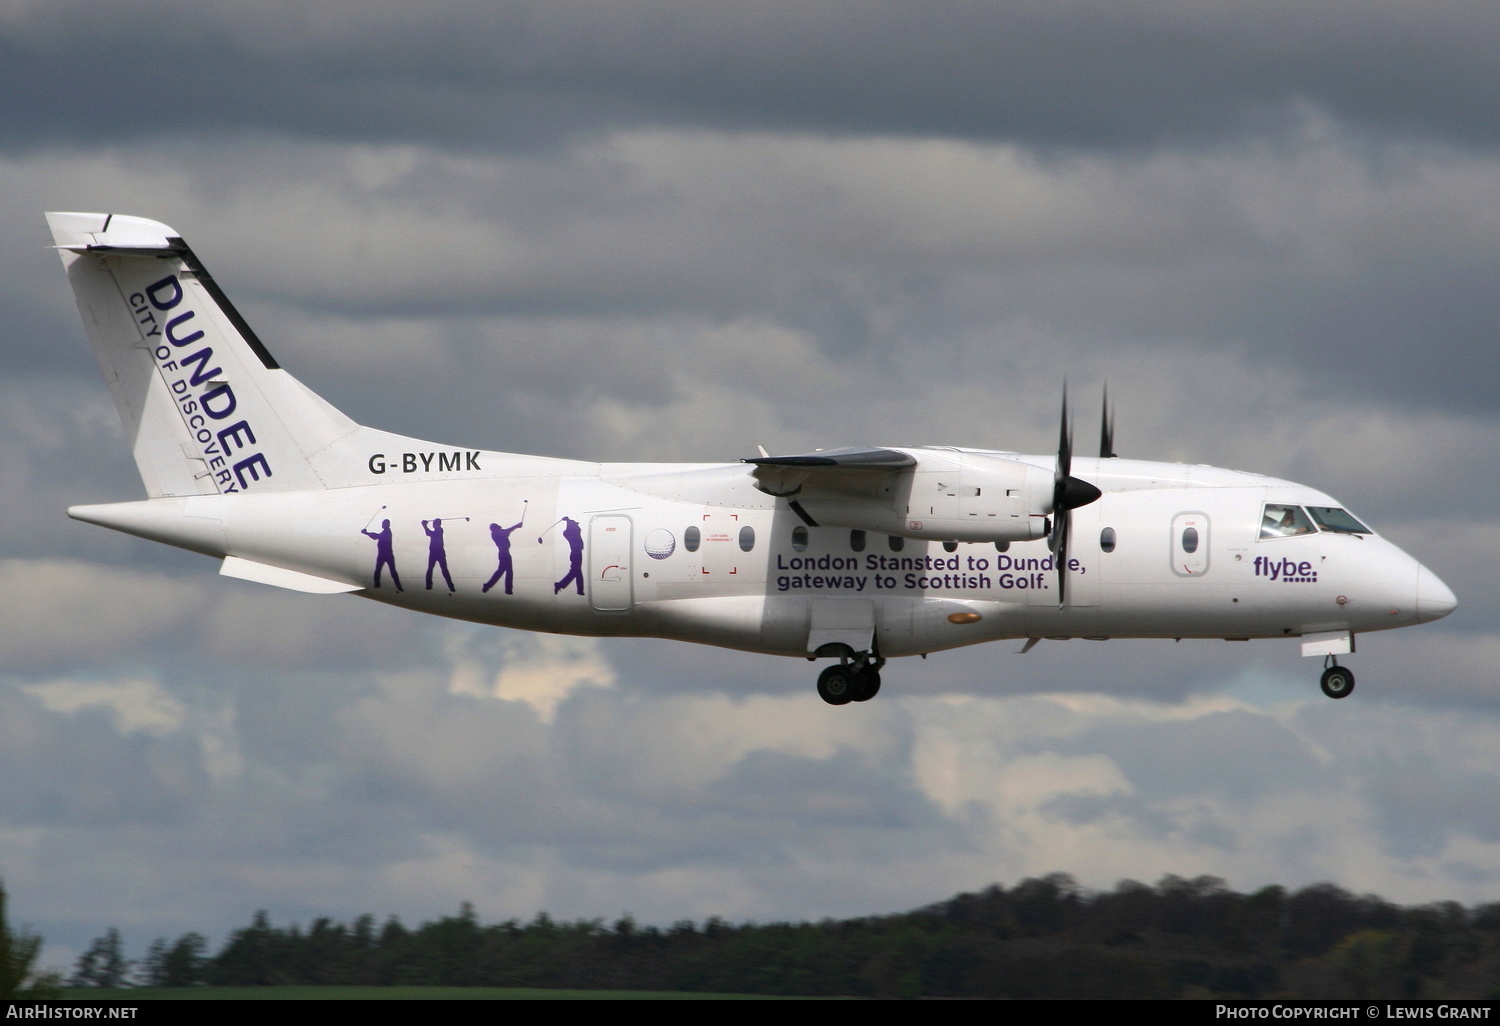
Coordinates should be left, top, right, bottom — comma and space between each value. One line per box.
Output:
70, 448, 1448, 661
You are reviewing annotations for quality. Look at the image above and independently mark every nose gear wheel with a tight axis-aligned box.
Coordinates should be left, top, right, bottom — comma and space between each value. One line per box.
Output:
1320, 658, 1355, 699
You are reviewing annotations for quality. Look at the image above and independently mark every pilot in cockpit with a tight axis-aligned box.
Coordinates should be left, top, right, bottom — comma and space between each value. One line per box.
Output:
1261, 504, 1314, 538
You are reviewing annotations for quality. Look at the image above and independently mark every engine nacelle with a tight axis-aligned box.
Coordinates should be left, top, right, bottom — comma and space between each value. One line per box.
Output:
806, 449, 1053, 544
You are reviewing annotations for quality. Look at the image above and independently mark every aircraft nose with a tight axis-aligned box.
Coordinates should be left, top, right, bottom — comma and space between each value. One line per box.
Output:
1415, 564, 1457, 623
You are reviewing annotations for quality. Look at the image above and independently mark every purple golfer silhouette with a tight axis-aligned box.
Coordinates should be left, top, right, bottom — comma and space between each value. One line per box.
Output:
552, 516, 584, 596
481, 508, 528, 595
361, 519, 403, 592
422, 518, 454, 592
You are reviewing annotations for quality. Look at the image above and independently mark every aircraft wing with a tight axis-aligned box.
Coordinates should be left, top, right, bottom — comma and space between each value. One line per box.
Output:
743, 447, 915, 498
743, 445, 1052, 544
743, 447, 917, 469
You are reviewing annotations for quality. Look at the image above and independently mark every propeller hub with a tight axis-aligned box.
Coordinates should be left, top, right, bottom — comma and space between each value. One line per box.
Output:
1056, 475, 1101, 512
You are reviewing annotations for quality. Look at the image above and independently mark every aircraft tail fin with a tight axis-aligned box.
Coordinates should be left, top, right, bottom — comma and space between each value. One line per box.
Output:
48, 212, 361, 497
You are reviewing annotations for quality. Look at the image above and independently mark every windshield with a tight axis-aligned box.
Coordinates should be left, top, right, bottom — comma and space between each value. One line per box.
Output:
1260, 504, 1315, 539
1306, 506, 1372, 535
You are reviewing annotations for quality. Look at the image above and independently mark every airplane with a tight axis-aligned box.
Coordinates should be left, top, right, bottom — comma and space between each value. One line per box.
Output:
45, 211, 1457, 705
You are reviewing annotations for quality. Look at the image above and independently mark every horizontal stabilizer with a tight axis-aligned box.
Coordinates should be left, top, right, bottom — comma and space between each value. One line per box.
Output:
48, 212, 179, 253
220, 556, 361, 594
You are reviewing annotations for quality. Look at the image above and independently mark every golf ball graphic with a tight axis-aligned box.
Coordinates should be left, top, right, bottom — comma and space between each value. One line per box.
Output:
644, 528, 676, 560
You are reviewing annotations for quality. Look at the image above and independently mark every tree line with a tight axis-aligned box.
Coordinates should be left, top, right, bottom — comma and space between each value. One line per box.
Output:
1, 880, 60, 998
64, 874, 1500, 998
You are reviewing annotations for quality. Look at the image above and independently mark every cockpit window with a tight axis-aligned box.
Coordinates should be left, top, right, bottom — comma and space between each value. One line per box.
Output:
1306, 506, 1371, 535
1260, 504, 1316, 539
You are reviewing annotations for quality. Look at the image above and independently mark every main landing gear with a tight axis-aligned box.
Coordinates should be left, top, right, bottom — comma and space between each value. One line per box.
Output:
817, 652, 885, 706
1320, 657, 1355, 700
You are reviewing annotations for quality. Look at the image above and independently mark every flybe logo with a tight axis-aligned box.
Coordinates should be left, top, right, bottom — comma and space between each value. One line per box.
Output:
1253, 556, 1318, 583
132, 275, 270, 493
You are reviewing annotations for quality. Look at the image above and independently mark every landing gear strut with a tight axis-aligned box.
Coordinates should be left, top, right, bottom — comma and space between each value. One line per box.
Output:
817, 651, 885, 705
1320, 657, 1355, 700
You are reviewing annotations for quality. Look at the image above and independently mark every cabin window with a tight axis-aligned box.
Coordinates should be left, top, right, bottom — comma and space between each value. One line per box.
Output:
684, 525, 701, 552
739, 525, 756, 552
942, 541, 959, 553
1181, 526, 1199, 554
849, 529, 866, 552
791, 526, 809, 551
1260, 504, 1315, 539
994, 540, 1009, 553
1306, 506, 1371, 535
1100, 527, 1116, 553
888, 535, 905, 552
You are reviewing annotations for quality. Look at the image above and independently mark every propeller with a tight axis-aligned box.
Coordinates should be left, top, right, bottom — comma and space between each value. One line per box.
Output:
1048, 383, 1102, 606
1099, 383, 1117, 459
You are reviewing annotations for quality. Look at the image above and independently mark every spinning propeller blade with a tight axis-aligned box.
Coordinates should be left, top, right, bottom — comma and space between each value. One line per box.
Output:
1048, 382, 1102, 606
1100, 383, 1116, 459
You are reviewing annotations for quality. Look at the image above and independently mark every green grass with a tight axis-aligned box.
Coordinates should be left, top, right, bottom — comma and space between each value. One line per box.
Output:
61, 985, 802, 1000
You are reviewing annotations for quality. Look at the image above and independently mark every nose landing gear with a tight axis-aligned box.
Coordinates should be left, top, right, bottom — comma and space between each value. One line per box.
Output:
1320, 657, 1355, 699
816, 652, 885, 705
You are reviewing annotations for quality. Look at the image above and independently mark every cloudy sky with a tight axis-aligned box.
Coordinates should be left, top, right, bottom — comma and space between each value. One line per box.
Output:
2, 0, 1497, 967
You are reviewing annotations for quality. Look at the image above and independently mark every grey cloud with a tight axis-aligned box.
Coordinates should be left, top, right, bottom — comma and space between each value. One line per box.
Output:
1041, 791, 1241, 851
6, 1, 1500, 156
0, 558, 421, 676
704, 746, 942, 831
0, 560, 203, 672
0, 686, 208, 826
1296, 706, 1500, 858
1058, 709, 1327, 803
1361, 755, 1500, 859
1329, 631, 1500, 712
